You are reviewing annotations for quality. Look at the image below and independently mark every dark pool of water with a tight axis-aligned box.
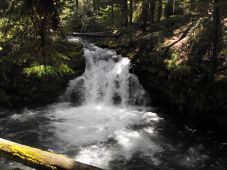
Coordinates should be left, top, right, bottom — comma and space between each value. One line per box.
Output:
0, 106, 226, 170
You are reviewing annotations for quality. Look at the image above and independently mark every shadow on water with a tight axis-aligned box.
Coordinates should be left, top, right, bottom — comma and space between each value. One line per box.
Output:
0, 106, 226, 170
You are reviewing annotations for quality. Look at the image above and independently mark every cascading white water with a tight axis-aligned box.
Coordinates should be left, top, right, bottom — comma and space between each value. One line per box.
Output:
0, 39, 163, 170
44, 40, 162, 169
62, 42, 147, 106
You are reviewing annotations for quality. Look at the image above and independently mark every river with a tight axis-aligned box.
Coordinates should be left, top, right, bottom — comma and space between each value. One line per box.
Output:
0, 38, 226, 170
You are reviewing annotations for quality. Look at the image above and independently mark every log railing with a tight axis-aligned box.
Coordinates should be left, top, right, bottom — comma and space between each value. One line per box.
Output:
0, 138, 104, 170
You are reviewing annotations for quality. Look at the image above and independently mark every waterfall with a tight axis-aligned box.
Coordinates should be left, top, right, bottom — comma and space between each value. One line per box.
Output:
62, 42, 147, 106
46, 39, 161, 169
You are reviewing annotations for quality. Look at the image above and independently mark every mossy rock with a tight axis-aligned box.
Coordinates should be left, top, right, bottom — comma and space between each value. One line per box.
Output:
107, 40, 119, 49
56, 40, 83, 53
68, 51, 83, 59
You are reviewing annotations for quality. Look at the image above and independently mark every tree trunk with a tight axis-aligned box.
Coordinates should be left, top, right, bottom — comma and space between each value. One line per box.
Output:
165, 0, 174, 18
209, 0, 221, 82
0, 138, 103, 170
75, 0, 79, 17
157, 0, 162, 22
190, 0, 195, 12
197, 0, 210, 13
40, 11, 47, 67
129, 0, 133, 24
149, 0, 155, 26
121, 0, 128, 26
141, 0, 149, 32
111, 0, 114, 19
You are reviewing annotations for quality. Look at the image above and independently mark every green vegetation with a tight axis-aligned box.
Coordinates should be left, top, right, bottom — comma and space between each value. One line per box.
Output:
0, 0, 86, 107
90, 0, 226, 132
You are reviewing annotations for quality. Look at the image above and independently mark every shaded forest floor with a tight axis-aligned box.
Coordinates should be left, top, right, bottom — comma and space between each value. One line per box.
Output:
96, 14, 227, 140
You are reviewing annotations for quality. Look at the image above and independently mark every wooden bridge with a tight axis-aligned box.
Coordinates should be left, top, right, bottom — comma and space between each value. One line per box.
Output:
0, 138, 104, 170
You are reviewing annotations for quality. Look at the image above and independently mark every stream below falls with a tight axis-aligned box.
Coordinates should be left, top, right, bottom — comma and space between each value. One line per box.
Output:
0, 38, 226, 170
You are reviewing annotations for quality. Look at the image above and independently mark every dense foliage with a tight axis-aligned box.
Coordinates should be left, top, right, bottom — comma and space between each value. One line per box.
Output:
0, 0, 84, 106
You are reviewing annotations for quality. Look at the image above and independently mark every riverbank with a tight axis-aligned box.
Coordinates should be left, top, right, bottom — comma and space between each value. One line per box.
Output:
94, 15, 227, 140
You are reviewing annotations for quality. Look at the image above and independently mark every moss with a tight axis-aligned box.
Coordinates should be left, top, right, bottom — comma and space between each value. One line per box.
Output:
11, 146, 57, 170
164, 50, 181, 70
107, 40, 119, 49
68, 51, 82, 59
0, 143, 57, 169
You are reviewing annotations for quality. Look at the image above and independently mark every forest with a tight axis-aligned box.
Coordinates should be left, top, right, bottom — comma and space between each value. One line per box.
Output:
0, 0, 227, 170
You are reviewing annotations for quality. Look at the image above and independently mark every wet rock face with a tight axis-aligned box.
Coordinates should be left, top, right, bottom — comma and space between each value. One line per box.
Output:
62, 42, 147, 106
69, 79, 86, 106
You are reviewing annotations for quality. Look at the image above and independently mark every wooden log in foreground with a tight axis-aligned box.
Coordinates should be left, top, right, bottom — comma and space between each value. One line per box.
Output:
0, 138, 104, 170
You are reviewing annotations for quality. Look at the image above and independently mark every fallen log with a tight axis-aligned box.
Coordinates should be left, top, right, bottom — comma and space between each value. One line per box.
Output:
0, 138, 104, 170
71, 32, 118, 38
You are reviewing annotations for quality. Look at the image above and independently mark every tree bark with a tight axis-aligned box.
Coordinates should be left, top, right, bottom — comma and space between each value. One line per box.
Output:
190, 0, 195, 12
209, 0, 221, 82
75, 0, 79, 17
0, 138, 103, 170
149, 0, 155, 26
129, 0, 133, 24
141, 0, 149, 31
111, 0, 114, 19
165, 0, 174, 18
40, 11, 47, 67
157, 0, 162, 22
121, 0, 128, 26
